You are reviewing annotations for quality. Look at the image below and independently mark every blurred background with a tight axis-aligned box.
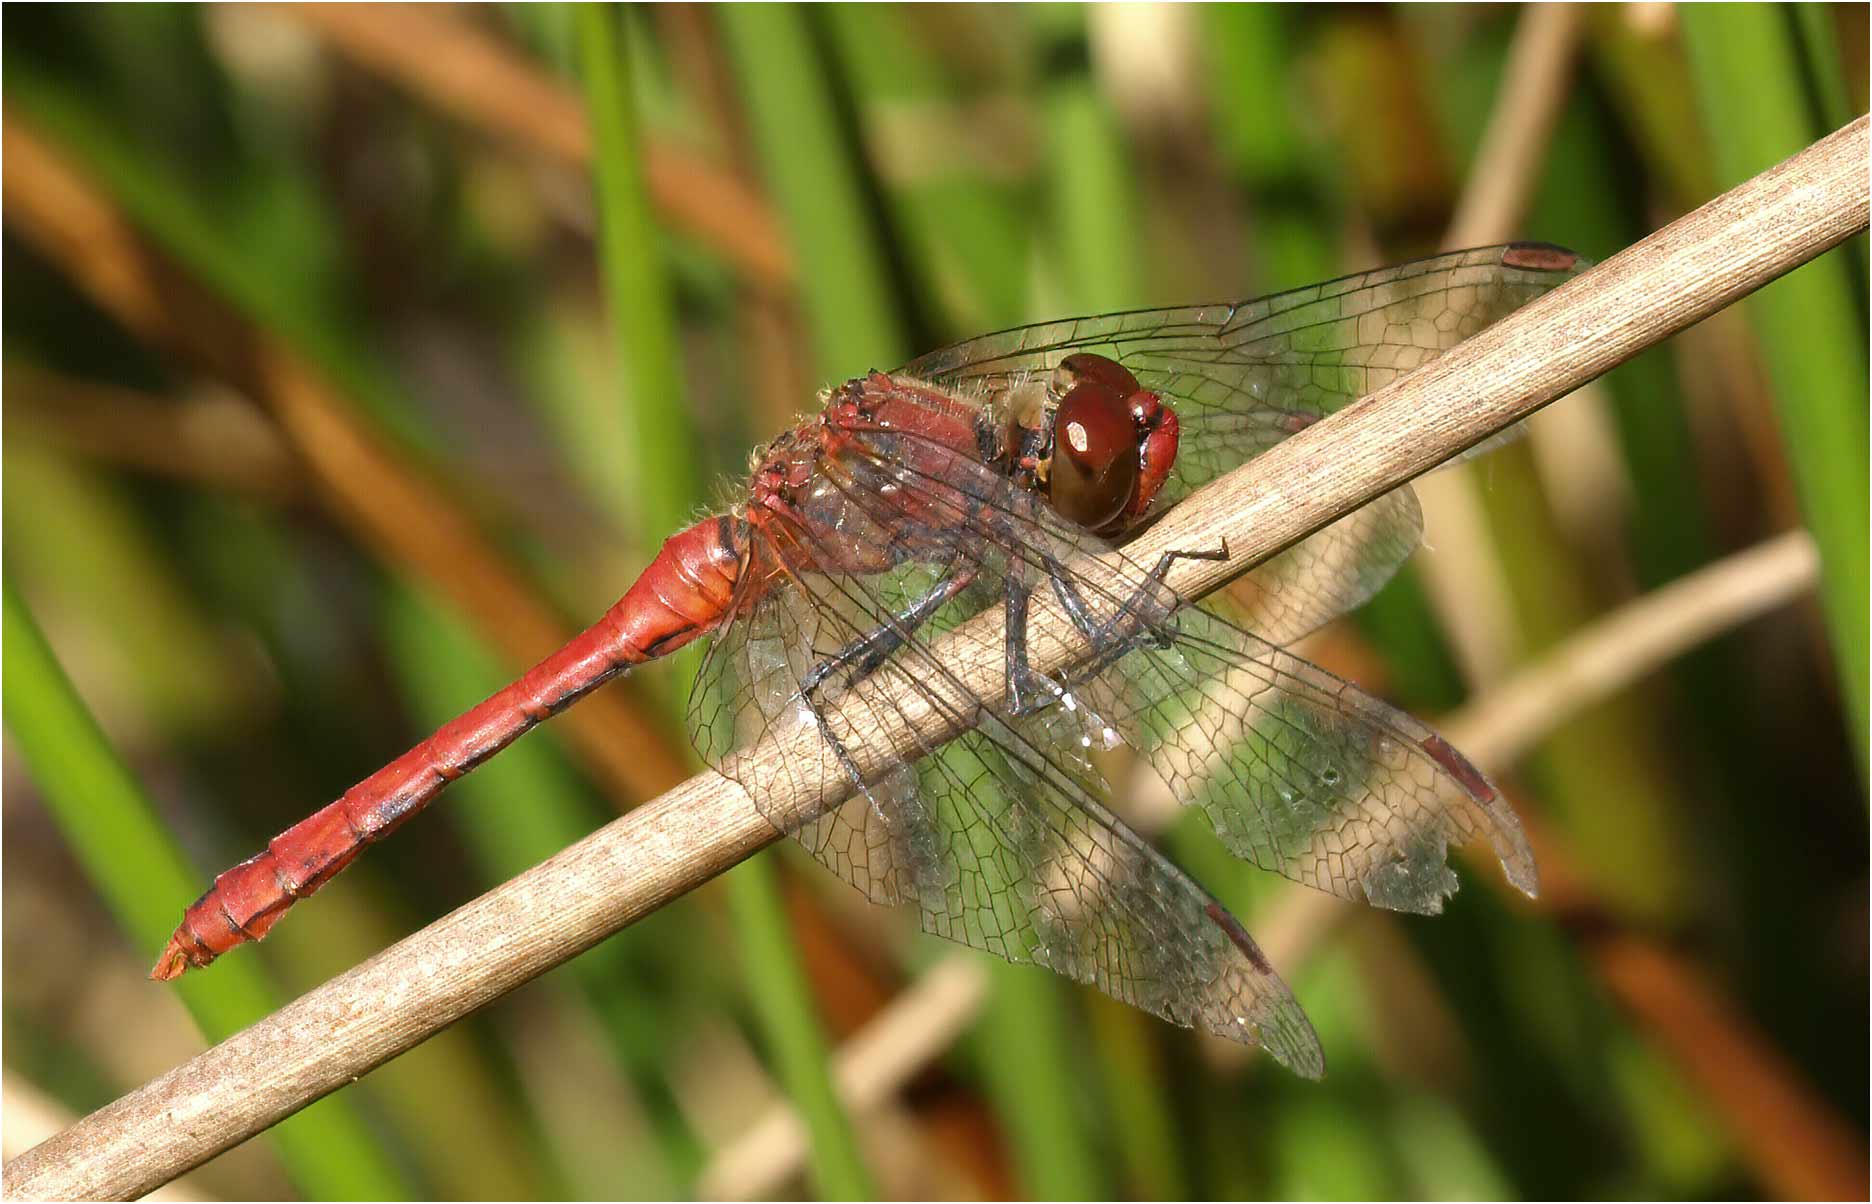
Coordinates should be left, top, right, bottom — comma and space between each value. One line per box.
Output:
3, 3, 1867, 1199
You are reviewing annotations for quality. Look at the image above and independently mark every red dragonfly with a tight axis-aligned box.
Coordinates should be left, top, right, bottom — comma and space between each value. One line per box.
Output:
156, 243, 1582, 1077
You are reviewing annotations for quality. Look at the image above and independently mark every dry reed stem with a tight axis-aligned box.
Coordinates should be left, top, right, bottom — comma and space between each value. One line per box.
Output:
1442, 4, 1585, 249
1448, 529, 1817, 766
4, 116, 1864, 1203
1448, 528, 1870, 1200
1589, 935, 1870, 1198
0, 112, 691, 803
1419, 0, 1593, 687
1, 1077, 209, 1203
697, 957, 991, 1199
5, 362, 304, 505
277, 3, 793, 291
704, 527, 1824, 1198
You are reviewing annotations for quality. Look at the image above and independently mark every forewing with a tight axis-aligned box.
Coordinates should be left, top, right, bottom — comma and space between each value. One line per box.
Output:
901, 243, 1587, 505
821, 430, 1535, 914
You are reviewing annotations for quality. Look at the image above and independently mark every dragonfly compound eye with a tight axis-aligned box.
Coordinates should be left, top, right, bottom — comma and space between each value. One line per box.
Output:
1051, 352, 1142, 402
1049, 381, 1140, 534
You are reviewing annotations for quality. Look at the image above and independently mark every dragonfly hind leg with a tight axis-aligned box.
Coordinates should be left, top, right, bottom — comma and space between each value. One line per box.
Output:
798, 564, 979, 699
794, 564, 978, 817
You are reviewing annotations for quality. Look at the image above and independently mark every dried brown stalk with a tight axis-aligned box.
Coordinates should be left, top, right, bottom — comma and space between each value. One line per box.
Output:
0, 112, 691, 804
697, 957, 991, 1199
4, 115, 1864, 1203
1420, 0, 1594, 687
1589, 934, 1869, 1199
1449, 529, 1818, 767
1, 1074, 210, 1202
277, 3, 793, 291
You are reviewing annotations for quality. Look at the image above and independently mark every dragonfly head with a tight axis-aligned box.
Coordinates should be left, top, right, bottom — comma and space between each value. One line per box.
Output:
1046, 354, 1180, 537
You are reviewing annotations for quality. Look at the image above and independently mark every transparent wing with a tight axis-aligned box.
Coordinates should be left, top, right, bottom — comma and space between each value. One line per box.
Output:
900, 243, 1588, 506
835, 432, 1536, 913
687, 395, 1531, 1070
1217, 484, 1422, 648
1199, 422, 1425, 649
687, 500, 1325, 1074
1075, 605, 1537, 913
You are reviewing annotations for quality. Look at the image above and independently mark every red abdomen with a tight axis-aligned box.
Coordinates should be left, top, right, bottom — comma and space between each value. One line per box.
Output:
153, 517, 745, 979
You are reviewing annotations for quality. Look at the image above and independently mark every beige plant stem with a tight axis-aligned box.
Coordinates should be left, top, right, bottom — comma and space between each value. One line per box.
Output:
1442, 2, 1586, 251
4, 116, 1864, 1204
6, 362, 304, 505
0, 1076, 209, 1203
1420, 0, 1593, 688
1446, 528, 1818, 767
697, 957, 992, 1200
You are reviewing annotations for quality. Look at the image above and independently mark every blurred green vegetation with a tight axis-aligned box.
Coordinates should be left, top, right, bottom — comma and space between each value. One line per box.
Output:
3, 4, 1865, 1200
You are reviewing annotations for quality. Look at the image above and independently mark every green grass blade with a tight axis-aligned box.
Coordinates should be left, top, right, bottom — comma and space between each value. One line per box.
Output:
718, 4, 904, 379
975, 963, 1105, 1199
578, 2, 703, 551
579, 0, 708, 724
383, 583, 695, 1195
586, 7, 873, 1197
2, 574, 412, 1200
1682, 4, 1871, 773
726, 856, 876, 1200
1790, 4, 1871, 284
819, 5, 1032, 335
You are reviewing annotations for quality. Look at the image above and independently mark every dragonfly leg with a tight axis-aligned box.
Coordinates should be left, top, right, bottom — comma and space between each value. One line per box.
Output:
1050, 540, 1229, 647
798, 565, 979, 699
1003, 540, 1229, 718
793, 564, 979, 821
1002, 577, 1065, 716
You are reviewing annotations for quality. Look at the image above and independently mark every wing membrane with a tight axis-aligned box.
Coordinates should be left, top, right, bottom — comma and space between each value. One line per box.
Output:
841, 436, 1536, 911
1199, 423, 1425, 649
688, 406, 1534, 1071
688, 480, 1325, 1073
1076, 605, 1537, 912
901, 243, 1588, 505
